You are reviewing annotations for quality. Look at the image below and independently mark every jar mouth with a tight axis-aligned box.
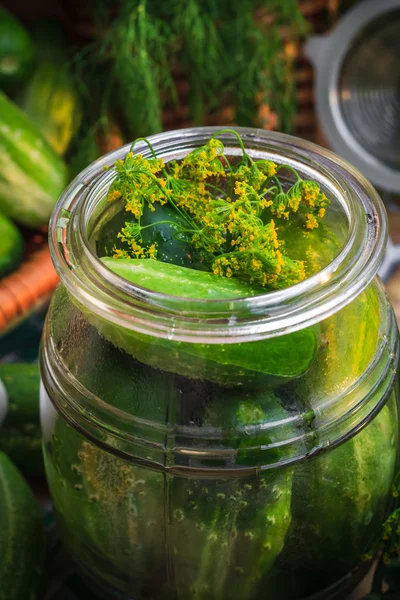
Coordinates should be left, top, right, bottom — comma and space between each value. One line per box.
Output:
50, 126, 387, 342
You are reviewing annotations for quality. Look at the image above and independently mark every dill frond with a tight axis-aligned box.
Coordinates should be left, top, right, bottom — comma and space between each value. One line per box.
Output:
107, 130, 330, 290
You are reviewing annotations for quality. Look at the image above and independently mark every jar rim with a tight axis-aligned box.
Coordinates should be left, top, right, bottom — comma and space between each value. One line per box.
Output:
49, 126, 387, 342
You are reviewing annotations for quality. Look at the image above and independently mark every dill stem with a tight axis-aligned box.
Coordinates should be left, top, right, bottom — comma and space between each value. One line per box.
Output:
131, 137, 170, 179
205, 182, 226, 196
134, 169, 198, 230
139, 220, 186, 231
212, 128, 248, 159
261, 186, 279, 197
276, 164, 302, 180
272, 176, 284, 194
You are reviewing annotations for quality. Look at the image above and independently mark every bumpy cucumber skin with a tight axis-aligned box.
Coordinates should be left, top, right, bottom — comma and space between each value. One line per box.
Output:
171, 393, 293, 600
140, 203, 210, 270
44, 382, 293, 600
0, 210, 23, 276
0, 452, 45, 600
277, 283, 399, 597
171, 470, 292, 600
0, 91, 67, 227
0, 7, 35, 90
0, 363, 43, 475
44, 421, 169, 599
43, 311, 294, 599
280, 397, 398, 597
97, 258, 319, 387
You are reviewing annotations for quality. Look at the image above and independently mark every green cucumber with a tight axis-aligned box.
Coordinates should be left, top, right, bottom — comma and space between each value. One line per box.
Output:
140, 202, 210, 269
0, 363, 43, 475
17, 20, 81, 156
98, 202, 220, 270
0, 7, 35, 91
44, 327, 293, 598
0, 209, 23, 276
0, 91, 67, 227
300, 283, 381, 405
103, 257, 266, 299
283, 395, 398, 595
277, 283, 397, 596
45, 413, 168, 598
94, 258, 319, 387
0, 452, 45, 599
171, 393, 293, 599
277, 218, 342, 275
43, 308, 174, 594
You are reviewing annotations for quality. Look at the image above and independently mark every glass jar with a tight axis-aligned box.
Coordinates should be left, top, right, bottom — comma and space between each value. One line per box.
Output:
40, 127, 399, 600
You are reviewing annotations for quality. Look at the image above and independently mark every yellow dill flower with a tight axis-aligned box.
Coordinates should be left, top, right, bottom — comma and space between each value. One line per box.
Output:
213, 264, 223, 276
259, 198, 273, 209
198, 182, 206, 195
129, 240, 147, 258
270, 220, 280, 250
288, 195, 301, 212
301, 181, 319, 207
305, 213, 319, 229
108, 189, 122, 202
125, 199, 143, 219
147, 243, 158, 259
275, 250, 284, 274
234, 181, 247, 197
110, 132, 330, 290
256, 159, 277, 178
113, 248, 130, 259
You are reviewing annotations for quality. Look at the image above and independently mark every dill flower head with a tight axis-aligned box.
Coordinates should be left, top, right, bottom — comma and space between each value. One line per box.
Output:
106, 131, 330, 291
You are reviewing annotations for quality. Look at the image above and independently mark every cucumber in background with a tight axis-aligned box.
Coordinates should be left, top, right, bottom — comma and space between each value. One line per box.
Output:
0, 362, 43, 475
0, 91, 67, 227
0, 209, 23, 276
95, 258, 319, 387
17, 19, 81, 156
0, 452, 46, 600
0, 7, 35, 91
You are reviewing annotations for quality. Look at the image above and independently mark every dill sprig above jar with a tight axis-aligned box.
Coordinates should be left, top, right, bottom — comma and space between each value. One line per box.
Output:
68, 0, 307, 175
105, 130, 329, 290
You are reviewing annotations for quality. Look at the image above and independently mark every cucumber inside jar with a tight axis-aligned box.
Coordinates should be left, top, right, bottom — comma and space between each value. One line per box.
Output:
91, 257, 320, 387
274, 284, 398, 597
45, 307, 296, 599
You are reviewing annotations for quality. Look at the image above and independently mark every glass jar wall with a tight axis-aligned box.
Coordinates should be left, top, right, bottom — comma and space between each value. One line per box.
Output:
40, 127, 399, 600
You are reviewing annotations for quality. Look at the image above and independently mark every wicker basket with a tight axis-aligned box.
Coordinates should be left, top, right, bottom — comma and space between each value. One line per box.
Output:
0, 0, 337, 334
